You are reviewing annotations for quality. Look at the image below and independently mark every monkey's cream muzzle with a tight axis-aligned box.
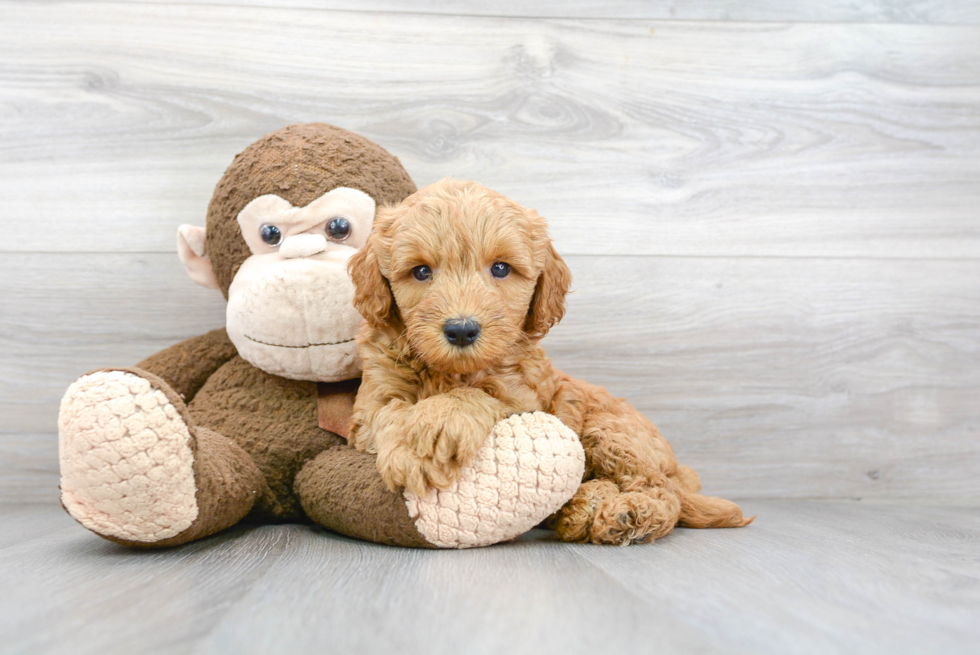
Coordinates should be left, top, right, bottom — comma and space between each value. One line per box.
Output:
222, 187, 377, 381
178, 187, 376, 381
226, 244, 362, 382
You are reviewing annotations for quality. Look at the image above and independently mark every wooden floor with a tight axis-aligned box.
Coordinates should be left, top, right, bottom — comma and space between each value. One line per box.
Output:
2, 500, 978, 654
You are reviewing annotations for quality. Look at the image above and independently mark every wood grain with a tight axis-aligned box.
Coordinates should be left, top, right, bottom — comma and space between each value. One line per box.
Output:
57, 0, 980, 24
1, 2, 977, 503
2, 501, 978, 654
2, 3, 979, 258
4, 253, 977, 502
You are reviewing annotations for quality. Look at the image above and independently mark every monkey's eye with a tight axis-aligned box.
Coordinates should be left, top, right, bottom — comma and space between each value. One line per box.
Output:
326, 217, 351, 242
490, 262, 511, 279
260, 224, 283, 247
412, 265, 433, 282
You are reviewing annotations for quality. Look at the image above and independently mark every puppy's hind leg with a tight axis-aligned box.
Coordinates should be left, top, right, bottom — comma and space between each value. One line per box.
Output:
549, 374, 756, 545
553, 397, 686, 545
556, 478, 681, 545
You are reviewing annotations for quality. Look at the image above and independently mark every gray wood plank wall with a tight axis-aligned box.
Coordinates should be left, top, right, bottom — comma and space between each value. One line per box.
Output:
1, 1, 978, 503
52, 0, 980, 24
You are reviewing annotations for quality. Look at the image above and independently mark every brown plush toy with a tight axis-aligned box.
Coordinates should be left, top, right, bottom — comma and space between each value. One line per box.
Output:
57, 124, 584, 549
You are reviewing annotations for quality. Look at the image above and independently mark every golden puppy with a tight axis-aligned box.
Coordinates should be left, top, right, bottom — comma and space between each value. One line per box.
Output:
348, 179, 752, 544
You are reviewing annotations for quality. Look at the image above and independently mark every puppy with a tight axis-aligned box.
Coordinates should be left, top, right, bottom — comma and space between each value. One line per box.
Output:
347, 179, 752, 544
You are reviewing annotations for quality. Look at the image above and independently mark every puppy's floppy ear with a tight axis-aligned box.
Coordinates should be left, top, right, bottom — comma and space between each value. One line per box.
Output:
348, 225, 399, 331
524, 241, 572, 340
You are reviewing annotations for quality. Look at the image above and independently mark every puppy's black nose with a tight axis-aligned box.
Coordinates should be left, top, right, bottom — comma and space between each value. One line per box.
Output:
443, 318, 481, 347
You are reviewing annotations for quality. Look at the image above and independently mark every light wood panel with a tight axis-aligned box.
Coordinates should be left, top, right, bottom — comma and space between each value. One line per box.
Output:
0, 435, 58, 505
58, 0, 980, 24
2, 3, 979, 258
4, 253, 977, 502
2, 501, 978, 654
2, 2, 977, 503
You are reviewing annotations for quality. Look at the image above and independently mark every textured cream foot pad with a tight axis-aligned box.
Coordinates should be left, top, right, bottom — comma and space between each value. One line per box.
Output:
58, 371, 199, 543
404, 412, 586, 549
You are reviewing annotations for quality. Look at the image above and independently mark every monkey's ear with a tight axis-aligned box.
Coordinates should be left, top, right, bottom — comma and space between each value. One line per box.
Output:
347, 237, 398, 331
524, 241, 572, 340
177, 224, 220, 290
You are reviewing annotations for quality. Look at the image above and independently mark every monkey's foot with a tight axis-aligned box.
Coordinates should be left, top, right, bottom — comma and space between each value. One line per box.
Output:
58, 370, 200, 543
405, 412, 586, 548
298, 412, 586, 549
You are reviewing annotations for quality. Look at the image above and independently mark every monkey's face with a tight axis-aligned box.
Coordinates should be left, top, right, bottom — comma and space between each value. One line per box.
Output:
178, 123, 418, 383
223, 187, 375, 382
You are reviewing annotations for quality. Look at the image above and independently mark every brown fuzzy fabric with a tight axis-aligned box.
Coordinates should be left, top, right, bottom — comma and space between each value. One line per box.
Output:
63, 124, 429, 548
185, 356, 341, 520
295, 446, 433, 548
137, 328, 238, 402
206, 123, 418, 296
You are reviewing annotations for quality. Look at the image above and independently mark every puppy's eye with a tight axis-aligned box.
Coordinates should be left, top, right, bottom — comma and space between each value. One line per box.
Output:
260, 224, 283, 247
490, 262, 511, 279
412, 265, 433, 282
326, 217, 351, 242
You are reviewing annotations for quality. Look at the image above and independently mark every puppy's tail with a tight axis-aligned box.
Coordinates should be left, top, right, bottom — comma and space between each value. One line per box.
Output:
677, 489, 755, 529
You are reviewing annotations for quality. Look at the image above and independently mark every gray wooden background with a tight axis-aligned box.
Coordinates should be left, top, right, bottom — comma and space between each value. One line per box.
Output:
2, 0, 978, 505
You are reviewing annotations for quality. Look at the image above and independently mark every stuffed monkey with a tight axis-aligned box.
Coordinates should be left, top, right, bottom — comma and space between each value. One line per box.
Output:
57, 124, 584, 549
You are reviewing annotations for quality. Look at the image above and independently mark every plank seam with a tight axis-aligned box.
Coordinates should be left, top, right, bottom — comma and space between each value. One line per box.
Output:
9, 0, 979, 28
4, 250, 979, 262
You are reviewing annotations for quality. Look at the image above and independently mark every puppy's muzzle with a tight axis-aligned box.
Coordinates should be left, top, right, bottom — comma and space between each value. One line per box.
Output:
443, 317, 481, 347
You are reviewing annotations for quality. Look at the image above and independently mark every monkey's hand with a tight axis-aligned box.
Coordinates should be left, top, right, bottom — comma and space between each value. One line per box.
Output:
376, 390, 502, 496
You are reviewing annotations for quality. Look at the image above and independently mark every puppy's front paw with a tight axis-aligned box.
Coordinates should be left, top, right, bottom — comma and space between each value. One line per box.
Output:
406, 396, 496, 490
377, 441, 472, 497
375, 444, 460, 496
375, 441, 423, 494
375, 399, 495, 495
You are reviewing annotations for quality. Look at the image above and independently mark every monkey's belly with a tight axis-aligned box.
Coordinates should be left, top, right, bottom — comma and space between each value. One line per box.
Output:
188, 356, 344, 519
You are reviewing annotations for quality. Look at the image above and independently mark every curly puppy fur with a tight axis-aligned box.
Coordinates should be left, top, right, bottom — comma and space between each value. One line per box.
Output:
348, 179, 753, 545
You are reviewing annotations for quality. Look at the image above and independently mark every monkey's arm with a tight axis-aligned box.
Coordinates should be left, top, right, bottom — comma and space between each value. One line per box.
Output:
136, 328, 238, 402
